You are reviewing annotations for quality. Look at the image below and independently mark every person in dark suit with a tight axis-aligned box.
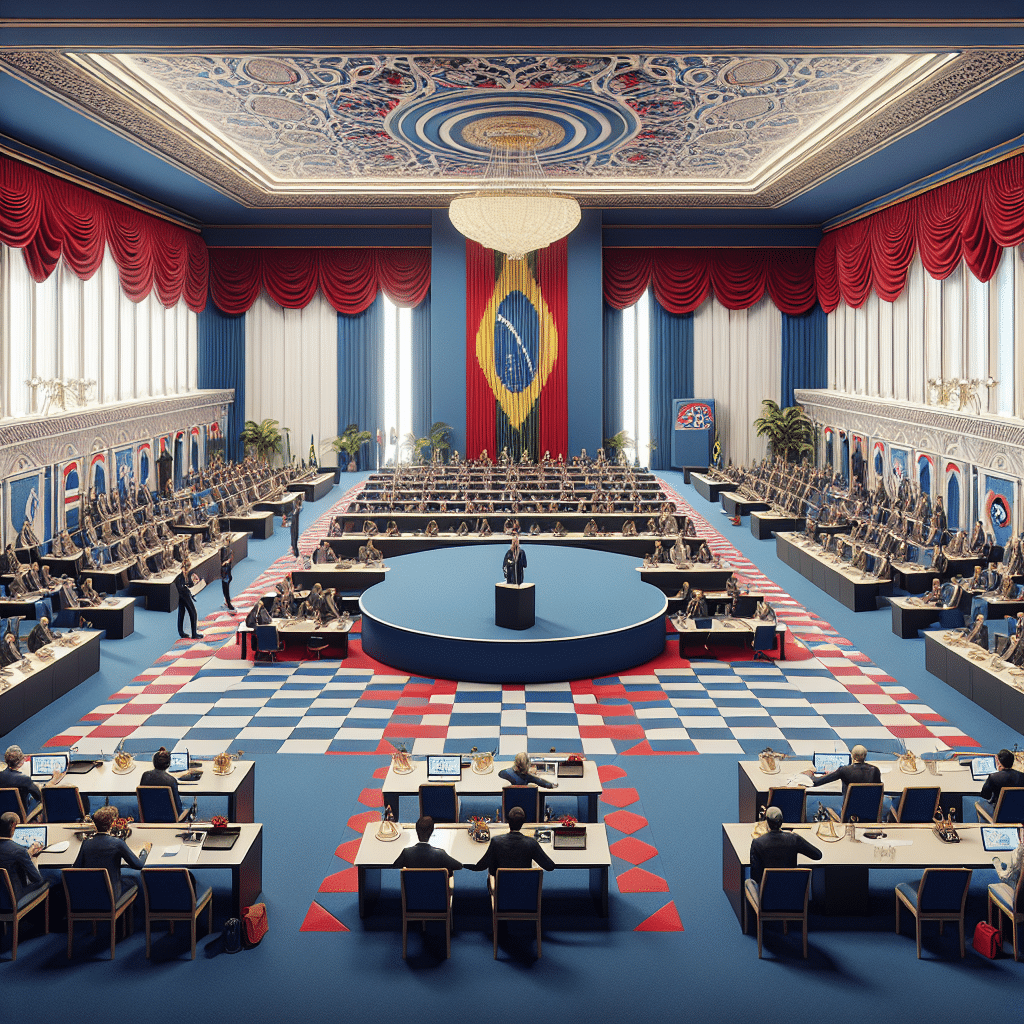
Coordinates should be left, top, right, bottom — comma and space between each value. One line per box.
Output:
802, 744, 881, 794
978, 749, 1024, 818
749, 806, 822, 886
468, 806, 555, 875
393, 816, 462, 875
287, 497, 303, 558
72, 805, 151, 900
139, 746, 182, 817
0, 745, 42, 813
502, 534, 527, 585
0, 811, 49, 904
219, 542, 235, 611
174, 559, 202, 640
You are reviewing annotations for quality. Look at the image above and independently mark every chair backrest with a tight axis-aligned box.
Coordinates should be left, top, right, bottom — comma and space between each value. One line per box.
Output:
917, 868, 972, 913
759, 868, 811, 914
141, 868, 196, 913
0, 788, 28, 821
893, 786, 941, 823
841, 782, 885, 823
62, 867, 115, 913
418, 784, 458, 823
752, 624, 776, 651
42, 786, 85, 822
400, 868, 449, 914
502, 785, 541, 823
494, 868, 543, 913
992, 787, 1024, 824
253, 623, 279, 651
136, 786, 178, 823
0, 867, 17, 913
766, 787, 807, 824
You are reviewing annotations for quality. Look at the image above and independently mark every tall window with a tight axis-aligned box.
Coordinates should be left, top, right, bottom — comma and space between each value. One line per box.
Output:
382, 294, 414, 458
620, 289, 651, 463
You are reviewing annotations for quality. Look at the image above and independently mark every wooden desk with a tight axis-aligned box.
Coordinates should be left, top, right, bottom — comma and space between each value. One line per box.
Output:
736, 759, 985, 823
76, 596, 136, 639
889, 596, 942, 638
637, 564, 735, 594
37, 822, 263, 918
291, 564, 388, 592
237, 617, 353, 659
354, 821, 611, 918
720, 492, 772, 517
750, 510, 805, 540
674, 617, 786, 659
690, 472, 732, 503
69, 759, 257, 822
0, 631, 101, 736
722, 821, 996, 924
775, 533, 893, 612
286, 472, 335, 502
220, 510, 275, 539
381, 759, 602, 823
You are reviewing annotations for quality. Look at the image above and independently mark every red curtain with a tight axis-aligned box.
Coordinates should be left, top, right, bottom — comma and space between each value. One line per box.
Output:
208, 247, 430, 315
0, 155, 208, 311
603, 247, 818, 315
815, 153, 1024, 312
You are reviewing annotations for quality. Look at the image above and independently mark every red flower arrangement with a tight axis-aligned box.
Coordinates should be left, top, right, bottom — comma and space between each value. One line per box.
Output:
211, 815, 228, 829
558, 815, 578, 828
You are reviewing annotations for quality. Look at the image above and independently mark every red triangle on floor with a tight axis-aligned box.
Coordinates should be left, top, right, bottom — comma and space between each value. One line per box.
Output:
347, 809, 383, 832
300, 901, 349, 932
610, 836, 658, 864
600, 787, 640, 808
617, 867, 670, 893
319, 868, 358, 893
597, 764, 628, 783
603, 809, 649, 835
358, 787, 384, 807
372, 765, 389, 779
335, 839, 361, 863
635, 901, 684, 932
621, 740, 654, 756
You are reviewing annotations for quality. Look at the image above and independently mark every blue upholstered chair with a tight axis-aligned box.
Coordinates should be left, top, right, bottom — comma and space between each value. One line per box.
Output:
400, 868, 453, 959
751, 624, 777, 661
766, 787, 806, 824
140, 867, 213, 959
988, 868, 1023, 961
895, 867, 972, 958
975, 787, 1024, 825
136, 786, 187, 823
418, 784, 459, 824
0, 867, 50, 960
0, 788, 41, 823
252, 623, 283, 663
840, 782, 884, 823
887, 786, 941, 824
41, 786, 88, 823
62, 867, 138, 960
502, 785, 541, 823
743, 867, 812, 958
489, 867, 543, 960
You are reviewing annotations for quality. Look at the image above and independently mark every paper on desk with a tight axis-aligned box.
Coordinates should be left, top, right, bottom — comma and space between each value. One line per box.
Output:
784, 775, 811, 787
858, 833, 913, 846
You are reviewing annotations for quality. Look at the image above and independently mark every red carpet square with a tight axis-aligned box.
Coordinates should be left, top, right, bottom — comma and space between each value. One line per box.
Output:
635, 901, 684, 932
600, 787, 640, 808
617, 867, 670, 893
335, 839, 361, 863
319, 868, 358, 893
372, 765, 389, 779
603, 809, 649, 835
347, 809, 382, 832
300, 901, 349, 931
358, 787, 383, 807
597, 764, 628, 783
610, 836, 658, 865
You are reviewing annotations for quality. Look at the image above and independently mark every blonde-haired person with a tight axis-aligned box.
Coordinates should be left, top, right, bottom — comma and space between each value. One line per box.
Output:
498, 752, 558, 790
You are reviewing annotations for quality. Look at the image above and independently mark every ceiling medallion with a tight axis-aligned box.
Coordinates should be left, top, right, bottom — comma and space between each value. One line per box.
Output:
448, 123, 581, 259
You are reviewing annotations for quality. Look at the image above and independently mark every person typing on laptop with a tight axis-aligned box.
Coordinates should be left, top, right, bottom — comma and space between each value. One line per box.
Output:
0, 811, 49, 904
139, 746, 183, 817
978, 749, 1024, 819
73, 805, 151, 899
991, 826, 1024, 889
468, 806, 555, 875
802, 744, 881, 793
0, 744, 72, 816
749, 806, 822, 888
498, 752, 558, 790
393, 816, 462, 875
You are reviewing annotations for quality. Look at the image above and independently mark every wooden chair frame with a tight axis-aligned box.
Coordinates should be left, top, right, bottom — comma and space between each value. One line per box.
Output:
988, 870, 1024, 962
975, 786, 1024, 825
400, 867, 453, 959
136, 786, 188, 823
0, 867, 49, 960
41, 785, 87, 823
895, 867, 972, 959
489, 867, 543, 960
62, 867, 137, 960
744, 867, 812, 959
887, 786, 941, 824
141, 868, 214, 959
766, 787, 807, 823
501, 785, 541, 823
839, 782, 885, 823
0, 788, 42, 823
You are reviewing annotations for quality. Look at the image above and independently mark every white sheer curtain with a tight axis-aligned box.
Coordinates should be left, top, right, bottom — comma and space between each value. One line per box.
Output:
0, 243, 197, 419
826, 246, 1020, 415
693, 294, 782, 465
245, 291, 339, 463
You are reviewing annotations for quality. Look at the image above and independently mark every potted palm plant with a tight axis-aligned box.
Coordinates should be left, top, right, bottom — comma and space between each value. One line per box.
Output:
604, 430, 635, 466
752, 400, 814, 463
332, 424, 373, 471
240, 419, 286, 464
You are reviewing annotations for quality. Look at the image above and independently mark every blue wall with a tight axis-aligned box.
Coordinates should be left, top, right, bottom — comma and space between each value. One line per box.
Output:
567, 210, 604, 455
429, 210, 467, 455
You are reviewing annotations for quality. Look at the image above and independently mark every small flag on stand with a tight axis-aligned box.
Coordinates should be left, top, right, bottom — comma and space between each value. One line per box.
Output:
309, 434, 317, 468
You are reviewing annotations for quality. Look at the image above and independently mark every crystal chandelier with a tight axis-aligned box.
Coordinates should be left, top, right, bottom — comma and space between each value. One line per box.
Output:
449, 129, 581, 260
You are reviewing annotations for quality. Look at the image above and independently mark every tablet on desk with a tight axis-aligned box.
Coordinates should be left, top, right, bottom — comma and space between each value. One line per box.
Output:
981, 826, 1020, 852
811, 752, 850, 775
426, 754, 461, 783
12, 825, 46, 849
29, 753, 68, 778
168, 749, 190, 773
970, 755, 998, 780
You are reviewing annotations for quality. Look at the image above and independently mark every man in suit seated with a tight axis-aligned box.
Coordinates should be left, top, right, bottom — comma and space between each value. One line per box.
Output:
468, 806, 555, 875
0, 811, 49, 905
978, 749, 1024, 819
802, 744, 881, 794
749, 806, 823, 889
393, 816, 462, 875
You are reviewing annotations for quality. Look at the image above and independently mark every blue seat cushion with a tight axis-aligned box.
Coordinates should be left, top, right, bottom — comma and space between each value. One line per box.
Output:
744, 878, 760, 908
16, 882, 50, 910
115, 881, 138, 910
988, 882, 1018, 916
895, 881, 919, 909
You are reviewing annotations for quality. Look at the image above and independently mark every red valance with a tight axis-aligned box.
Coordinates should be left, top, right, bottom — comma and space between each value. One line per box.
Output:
603, 247, 818, 316
0, 155, 208, 312
815, 153, 1024, 312
208, 247, 431, 315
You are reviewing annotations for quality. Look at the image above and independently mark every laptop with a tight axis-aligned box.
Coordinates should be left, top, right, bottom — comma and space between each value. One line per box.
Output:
12, 824, 46, 849
971, 755, 998, 781
426, 754, 462, 783
812, 752, 851, 775
202, 827, 241, 851
981, 826, 1020, 853
531, 759, 557, 775
553, 826, 587, 850
168, 749, 190, 773
29, 753, 69, 778
557, 760, 585, 778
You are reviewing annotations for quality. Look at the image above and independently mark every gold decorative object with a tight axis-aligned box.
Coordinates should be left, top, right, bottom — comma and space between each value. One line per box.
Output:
25, 375, 97, 414
449, 125, 580, 259
472, 751, 495, 775
897, 750, 923, 775
391, 749, 414, 775
468, 817, 492, 843
375, 808, 402, 842
758, 747, 786, 774
213, 749, 244, 775
816, 814, 843, 842
927, 375, 998, 415
111, 750, 135, 774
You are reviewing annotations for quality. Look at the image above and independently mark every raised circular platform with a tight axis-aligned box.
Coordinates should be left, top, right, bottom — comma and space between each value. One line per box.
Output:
359, 544, 667, 683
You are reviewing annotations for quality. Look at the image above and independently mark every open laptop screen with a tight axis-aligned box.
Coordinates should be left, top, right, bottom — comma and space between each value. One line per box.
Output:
981, 826, 1020, 853
812, 752, 851, 775
426, 754, 461, 783
12, 825, 46, 849
168, 750, 190, 773
29, 753, 68, 777
971, 755, 998, 780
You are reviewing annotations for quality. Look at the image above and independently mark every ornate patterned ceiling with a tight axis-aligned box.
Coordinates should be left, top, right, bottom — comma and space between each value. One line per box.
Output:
2, 47, 1020, 207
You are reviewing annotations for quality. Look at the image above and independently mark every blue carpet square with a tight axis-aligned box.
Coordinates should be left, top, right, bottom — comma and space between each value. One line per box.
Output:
525, 712, 578, 726
147, 714, 203, 727
684, 728, 736, 739
288, 727, 339, 740
264, 698, 317, 709
182, 728, 247, 741
448, 713, 502, 727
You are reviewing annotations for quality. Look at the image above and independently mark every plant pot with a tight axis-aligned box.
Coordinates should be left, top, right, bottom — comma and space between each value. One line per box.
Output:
347, 459, 357, 471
